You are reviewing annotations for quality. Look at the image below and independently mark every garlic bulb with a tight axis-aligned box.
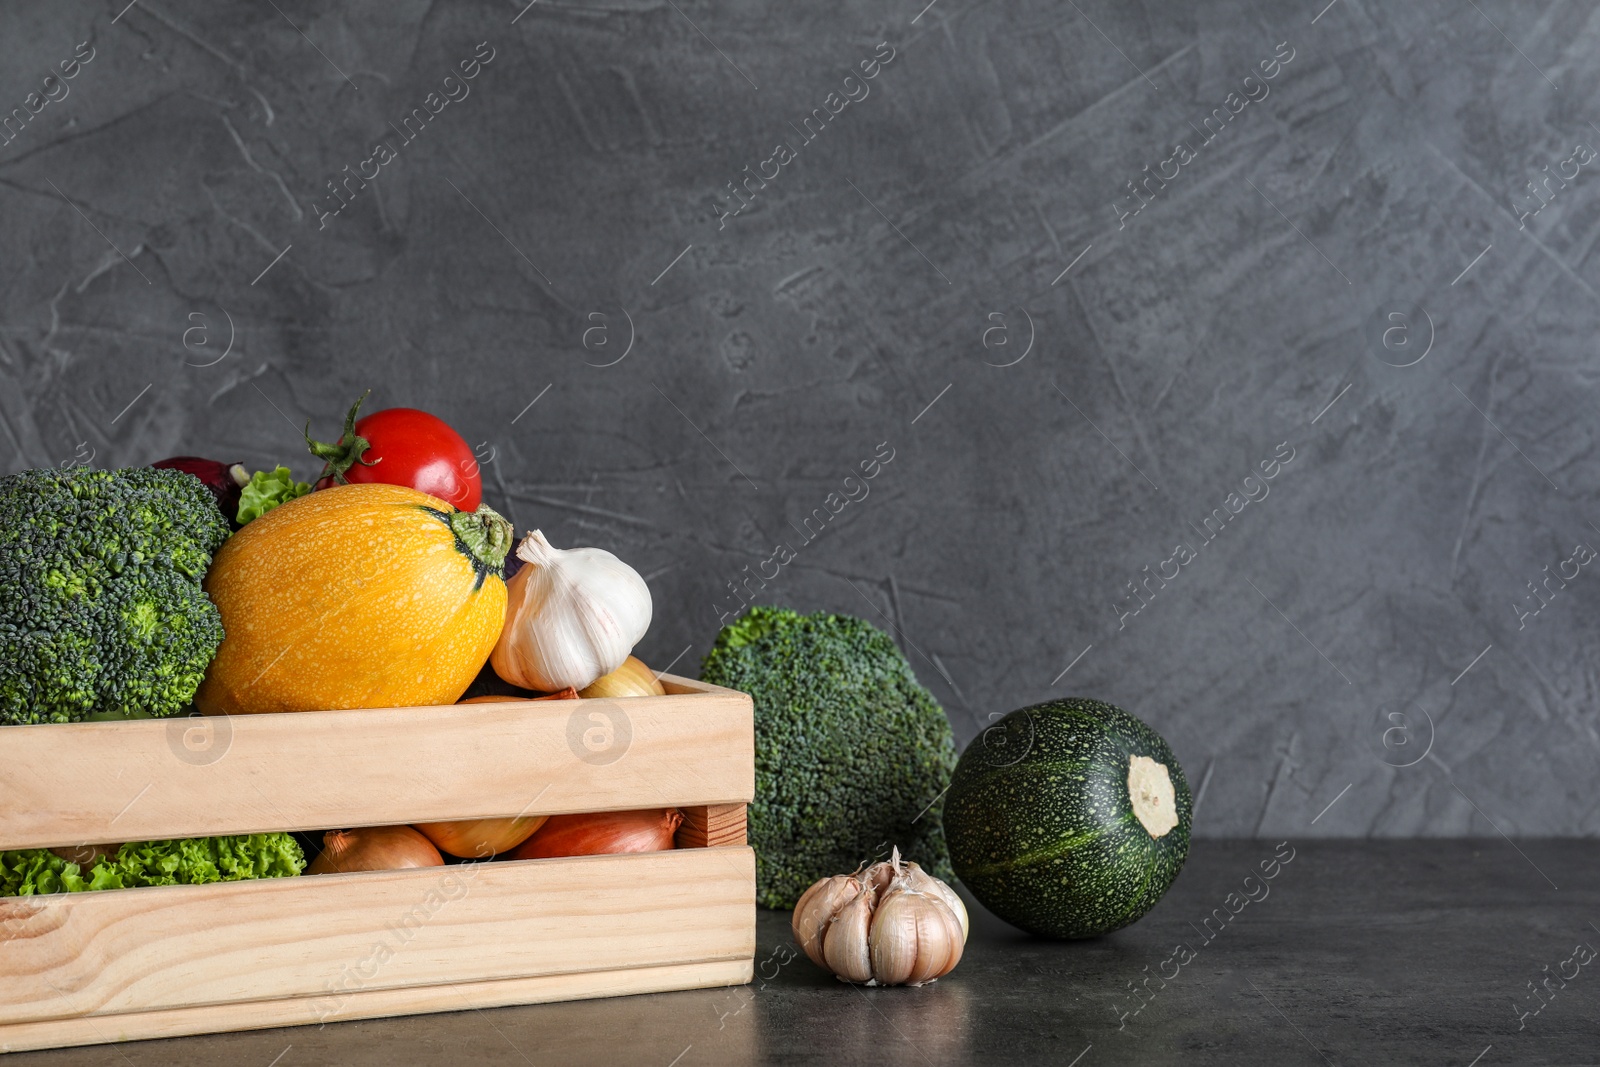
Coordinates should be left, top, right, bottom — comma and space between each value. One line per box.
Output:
791, 847, 968, 987
490, 530, 653, 692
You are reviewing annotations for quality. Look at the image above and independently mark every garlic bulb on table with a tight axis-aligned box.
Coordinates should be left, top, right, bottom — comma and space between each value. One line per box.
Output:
791, 847, 969, 987
490, 530, 653, 692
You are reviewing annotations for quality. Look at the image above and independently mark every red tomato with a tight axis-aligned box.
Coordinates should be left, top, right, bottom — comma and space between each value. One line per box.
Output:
308, 395, 483, 511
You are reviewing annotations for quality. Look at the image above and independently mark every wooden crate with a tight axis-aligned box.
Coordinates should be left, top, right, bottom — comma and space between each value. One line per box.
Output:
0, 674, 755, 1053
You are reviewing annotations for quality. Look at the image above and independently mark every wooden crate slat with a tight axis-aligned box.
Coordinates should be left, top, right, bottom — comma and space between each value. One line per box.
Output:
0, 675, 752, 850
0, 957, 754, 1053
0, 847, 754, 1026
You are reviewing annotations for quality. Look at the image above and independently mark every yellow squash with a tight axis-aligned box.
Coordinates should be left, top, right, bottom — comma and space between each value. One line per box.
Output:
196, 483, 513, 714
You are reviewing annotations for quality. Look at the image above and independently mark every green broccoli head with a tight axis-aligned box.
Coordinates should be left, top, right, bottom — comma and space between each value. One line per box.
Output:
0, 466, 231, 725
701, 605, 958, 909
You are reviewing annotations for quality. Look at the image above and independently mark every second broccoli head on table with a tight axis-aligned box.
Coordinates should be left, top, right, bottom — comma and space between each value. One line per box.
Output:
0, 466, 232, 725
700, 605, 959, 910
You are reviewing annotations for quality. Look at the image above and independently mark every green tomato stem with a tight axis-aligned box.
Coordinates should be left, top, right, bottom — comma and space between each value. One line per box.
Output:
304, 389, 382, 484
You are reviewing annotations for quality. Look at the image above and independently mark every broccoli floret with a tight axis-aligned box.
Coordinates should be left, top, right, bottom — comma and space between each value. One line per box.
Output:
0, 466, 231, 725
700, 605, 958, 909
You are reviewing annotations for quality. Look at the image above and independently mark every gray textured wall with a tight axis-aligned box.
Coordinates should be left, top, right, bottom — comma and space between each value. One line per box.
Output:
3, 0, 1597, 837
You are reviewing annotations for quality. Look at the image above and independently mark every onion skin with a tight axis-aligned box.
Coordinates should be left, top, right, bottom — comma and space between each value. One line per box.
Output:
510, 809, 682, 860
414, 815, 548, 859
152, 456, 250, 526
578, 657, 666, 699
456, 688, 579, 705
308, 826, 443, 875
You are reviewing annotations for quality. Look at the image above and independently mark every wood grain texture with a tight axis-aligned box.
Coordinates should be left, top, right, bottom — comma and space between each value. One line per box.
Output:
676, 803, 748, 849
0, 958, 754, 1053
0, 847, 755, 1032
0, 675, 752, 850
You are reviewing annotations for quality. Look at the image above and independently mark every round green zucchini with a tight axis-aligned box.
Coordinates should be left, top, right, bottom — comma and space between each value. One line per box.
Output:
942, 698, 1191, 938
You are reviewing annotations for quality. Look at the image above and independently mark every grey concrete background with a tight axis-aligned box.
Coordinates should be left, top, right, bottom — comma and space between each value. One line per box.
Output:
2, 0, 1597, 838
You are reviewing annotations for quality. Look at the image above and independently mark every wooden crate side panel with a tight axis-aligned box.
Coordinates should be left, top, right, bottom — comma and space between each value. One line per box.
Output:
658, 674, 732, 697
676, 804, 747, 849
0, 676, 753, 850
0, 958, 754, 1054
0, 848, 755, 1026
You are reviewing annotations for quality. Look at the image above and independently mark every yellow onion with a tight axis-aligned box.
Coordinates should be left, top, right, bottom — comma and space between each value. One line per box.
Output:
308, 826, 443, 874
414, 815, 548, 859
578, 656, 666, 699
456, 688, 579, 704
420, 688, 577, 857
510, 809, 682, 860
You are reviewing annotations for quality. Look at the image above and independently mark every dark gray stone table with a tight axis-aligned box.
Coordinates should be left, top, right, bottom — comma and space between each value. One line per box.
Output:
14, 841, 1599, 1065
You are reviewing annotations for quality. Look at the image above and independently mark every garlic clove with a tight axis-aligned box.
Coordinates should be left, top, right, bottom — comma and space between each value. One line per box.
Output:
792, 874, 859, 968
822, 886, 877, 984
861, 858, 897, 901
901, 860, 970, 943
873, 884, 966, 986
921, 891, 966, 983
867, 885, 922, 986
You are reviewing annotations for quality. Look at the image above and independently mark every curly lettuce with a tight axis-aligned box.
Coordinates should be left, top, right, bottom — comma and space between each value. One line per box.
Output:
1, 833, 305, 896
236, 466, 312, 524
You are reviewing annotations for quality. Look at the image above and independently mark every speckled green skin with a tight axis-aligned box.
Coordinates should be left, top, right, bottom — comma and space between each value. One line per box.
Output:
942, 699, 1192, 939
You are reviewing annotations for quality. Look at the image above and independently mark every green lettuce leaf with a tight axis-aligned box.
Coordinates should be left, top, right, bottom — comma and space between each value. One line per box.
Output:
236, 466, 312, 524
1, 833, 305, 896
